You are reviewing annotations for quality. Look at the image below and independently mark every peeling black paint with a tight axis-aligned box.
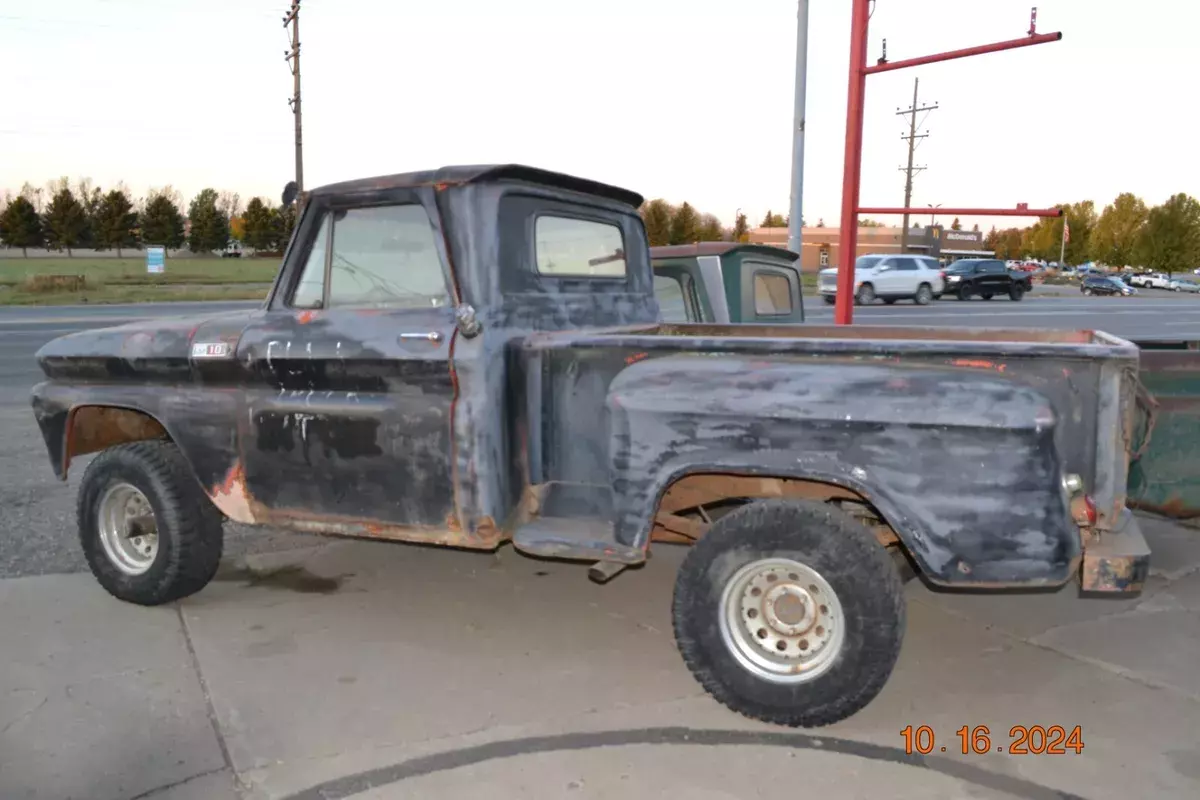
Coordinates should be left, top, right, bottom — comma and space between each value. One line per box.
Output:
28, 164, 1142, 587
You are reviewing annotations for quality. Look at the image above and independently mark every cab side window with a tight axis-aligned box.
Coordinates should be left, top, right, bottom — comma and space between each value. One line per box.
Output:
288, 204, 450, 310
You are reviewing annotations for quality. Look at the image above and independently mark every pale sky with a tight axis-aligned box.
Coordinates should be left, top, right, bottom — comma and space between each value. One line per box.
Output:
2, 0, 1196, 233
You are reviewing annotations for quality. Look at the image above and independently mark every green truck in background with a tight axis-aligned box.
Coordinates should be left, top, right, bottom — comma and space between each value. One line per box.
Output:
651, 243, 1200, 522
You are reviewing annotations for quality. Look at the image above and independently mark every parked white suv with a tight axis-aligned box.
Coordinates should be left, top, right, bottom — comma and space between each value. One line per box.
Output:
819, 254, 945, 306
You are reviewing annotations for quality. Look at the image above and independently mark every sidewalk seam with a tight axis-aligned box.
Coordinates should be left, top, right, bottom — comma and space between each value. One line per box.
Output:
176, 604, 244, 796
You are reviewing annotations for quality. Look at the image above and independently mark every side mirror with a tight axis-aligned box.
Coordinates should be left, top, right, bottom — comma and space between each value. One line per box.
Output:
455, 303, 482, 338
281, 181, 299, 207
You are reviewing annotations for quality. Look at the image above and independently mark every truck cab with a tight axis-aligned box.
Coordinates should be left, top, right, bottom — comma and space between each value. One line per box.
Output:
31, 164, 1150, 731
651, 243, 804, 324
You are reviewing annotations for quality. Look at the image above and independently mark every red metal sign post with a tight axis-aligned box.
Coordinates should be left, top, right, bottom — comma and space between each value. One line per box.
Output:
834, 4, 1063, 324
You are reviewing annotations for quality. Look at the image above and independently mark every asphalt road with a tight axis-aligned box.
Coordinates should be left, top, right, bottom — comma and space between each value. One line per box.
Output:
3, 290, 1200, 579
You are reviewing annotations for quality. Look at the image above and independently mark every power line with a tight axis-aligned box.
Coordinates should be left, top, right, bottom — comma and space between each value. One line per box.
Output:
896, 77, 937, 253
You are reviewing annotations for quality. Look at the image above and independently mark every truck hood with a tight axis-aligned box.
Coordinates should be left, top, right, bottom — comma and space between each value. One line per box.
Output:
35, 309, 257, 382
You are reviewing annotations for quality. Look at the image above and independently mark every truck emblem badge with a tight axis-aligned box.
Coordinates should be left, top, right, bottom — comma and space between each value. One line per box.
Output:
191, 342, 231, 359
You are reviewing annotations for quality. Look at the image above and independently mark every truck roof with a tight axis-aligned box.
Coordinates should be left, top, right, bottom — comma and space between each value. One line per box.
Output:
651, 242, 799, 261
308, 164, 644, 208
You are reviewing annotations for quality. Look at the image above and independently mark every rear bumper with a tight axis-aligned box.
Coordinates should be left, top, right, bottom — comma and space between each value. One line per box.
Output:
1080, 508, 1150, 593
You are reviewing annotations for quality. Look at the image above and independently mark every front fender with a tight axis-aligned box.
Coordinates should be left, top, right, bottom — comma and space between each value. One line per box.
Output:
606, 354, 1080, 588
30, 381, 242, 508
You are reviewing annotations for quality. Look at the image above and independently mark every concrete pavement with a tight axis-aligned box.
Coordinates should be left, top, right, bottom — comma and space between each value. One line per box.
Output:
2, 515, 1199, 800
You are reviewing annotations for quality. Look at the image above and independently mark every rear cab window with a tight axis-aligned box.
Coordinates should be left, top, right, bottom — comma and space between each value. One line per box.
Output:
535, 216, 626, 277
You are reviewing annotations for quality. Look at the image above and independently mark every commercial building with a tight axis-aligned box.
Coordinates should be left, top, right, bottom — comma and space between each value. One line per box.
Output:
747, 223, 991, 271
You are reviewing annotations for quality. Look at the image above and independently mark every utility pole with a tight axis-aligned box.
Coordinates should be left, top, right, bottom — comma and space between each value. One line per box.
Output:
284, 0, 303, 203
787, 0, 810, 259
896, 77, 937, 253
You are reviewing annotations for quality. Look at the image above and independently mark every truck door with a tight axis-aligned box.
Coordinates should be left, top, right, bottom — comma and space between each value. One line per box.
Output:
234, 191, 459, 531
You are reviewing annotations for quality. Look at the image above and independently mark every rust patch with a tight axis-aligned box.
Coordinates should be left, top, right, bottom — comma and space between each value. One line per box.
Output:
209, 461, 258, 524
951, 358, 1006, 373
1082, 551, 1148, 593
658, 474, 860, 515
65, 406, 168, 473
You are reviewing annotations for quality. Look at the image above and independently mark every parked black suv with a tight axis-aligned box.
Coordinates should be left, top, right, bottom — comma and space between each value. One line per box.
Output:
942, 259, 1033, 301
1081, 276, 1136, 296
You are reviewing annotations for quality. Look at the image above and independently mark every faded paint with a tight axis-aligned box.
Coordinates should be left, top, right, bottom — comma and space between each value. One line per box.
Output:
26, 163, 1147, 593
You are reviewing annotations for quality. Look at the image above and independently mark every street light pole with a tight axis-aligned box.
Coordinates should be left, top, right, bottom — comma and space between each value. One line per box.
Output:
787, 0, 809, 258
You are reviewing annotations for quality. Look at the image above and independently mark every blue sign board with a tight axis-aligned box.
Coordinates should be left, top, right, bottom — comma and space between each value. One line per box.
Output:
146, 246, 165, 274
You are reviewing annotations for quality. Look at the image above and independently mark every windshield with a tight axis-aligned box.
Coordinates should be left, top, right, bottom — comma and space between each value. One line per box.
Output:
947, 261, 979, 273
853, 256, 885, 270
1109, 278, 1129, 288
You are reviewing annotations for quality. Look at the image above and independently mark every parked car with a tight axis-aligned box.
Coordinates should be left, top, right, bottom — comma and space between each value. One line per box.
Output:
1081, 276, 1137, 296
1129, 272, 1170, 289
220, 241, 243, 259
941, 258, 1033, 301
1169, 277, 1200, 293
651, 243, 803, 324
817, 253, 944, 306
30, 163, 1149, 729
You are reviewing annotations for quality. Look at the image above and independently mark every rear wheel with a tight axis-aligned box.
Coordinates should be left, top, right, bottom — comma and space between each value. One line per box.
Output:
914, 284, 933, 305
1009, 283, 1026, 301
78, 441, 224, 606
822, 295, 836, 305
855, 283, 876, 306
673, 500, 905, 727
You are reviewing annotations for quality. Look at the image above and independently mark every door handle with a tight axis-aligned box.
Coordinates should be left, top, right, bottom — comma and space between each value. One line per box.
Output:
398, 331, 443, 344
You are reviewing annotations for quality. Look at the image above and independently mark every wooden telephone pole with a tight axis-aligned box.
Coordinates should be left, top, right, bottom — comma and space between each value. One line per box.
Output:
897, 77, 937, 253
284, 1, 303, 202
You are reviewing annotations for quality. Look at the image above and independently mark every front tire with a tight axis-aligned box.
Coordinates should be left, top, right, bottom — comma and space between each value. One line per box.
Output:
855, 283, 875, 306
673, 500, 905, 727
78, 441, 224, 606
1009, 284, 1026, 301
822, 295, 836, 305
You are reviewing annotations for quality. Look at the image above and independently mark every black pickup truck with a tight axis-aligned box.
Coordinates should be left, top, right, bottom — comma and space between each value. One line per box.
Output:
31, 164, 1148, 728
942, 257, 1034, 301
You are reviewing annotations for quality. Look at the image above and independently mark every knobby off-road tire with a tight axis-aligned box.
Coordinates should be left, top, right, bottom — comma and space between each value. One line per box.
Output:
78, 441, 224, 605
673, 500, 905, 727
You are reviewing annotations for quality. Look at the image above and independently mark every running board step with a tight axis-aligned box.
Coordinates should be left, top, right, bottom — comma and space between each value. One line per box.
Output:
512, 517, 644, 564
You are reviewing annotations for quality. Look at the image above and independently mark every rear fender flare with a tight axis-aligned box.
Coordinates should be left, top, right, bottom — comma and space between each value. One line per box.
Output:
627, 457, 940, 575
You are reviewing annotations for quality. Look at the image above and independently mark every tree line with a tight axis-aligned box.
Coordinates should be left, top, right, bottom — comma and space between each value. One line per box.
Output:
0, 178, 296, 257
985, 192, 1200, 275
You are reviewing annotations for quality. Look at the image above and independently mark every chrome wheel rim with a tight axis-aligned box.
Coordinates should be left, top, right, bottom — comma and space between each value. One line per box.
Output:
719, 558, 845, 684
97, 483, 159, 575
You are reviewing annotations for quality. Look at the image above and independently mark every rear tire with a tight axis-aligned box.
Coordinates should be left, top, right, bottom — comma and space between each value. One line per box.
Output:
672, 500, 905, 727
78, 441, 224, 606
822, 295, 836, 305
914, 284, 933, 305
855, 283, 875, 306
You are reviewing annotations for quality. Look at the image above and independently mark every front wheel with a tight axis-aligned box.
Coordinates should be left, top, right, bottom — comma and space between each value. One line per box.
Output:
914, 284, 933, 305
1083, 288, 1093, 296
78, 441, 225, 606
855, 283, 876, 306
1009, 284, 1026, 301
673, 500, 905, 727
956, 285, 970, 300
822, 295, 836, 305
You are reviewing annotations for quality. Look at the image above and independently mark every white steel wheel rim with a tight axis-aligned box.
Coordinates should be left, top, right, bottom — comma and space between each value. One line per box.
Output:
97, 483, 159, 576
719, 557, 845, 684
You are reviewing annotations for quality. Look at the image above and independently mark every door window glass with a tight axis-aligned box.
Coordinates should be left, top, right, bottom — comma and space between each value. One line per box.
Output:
328, 205, 449, 308
654, 273, 695, 321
